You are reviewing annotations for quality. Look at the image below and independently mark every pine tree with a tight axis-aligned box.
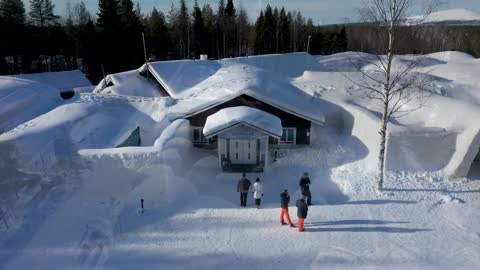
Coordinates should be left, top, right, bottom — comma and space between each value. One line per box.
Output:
279, 7, 290, 53
147, 8, 170, 60
178, 0, 190, 58
192, 0, 205, 58
202, 4, 216, 57
254, 10, 264, 54
216, 0, 226, 58
29, 0, 58, 27
263, 5, 276, 54
225, 0, 235, 17
273, 7, 279, 53
97, 0, 121, 72
236, 7, 249, 56
97, 0, 120, 32
0, 0, 25, 25
118, 0, 143, 67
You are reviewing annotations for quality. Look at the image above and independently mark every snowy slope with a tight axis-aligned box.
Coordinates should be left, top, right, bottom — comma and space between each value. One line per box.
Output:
407, 8, 480, 25
0, 77, 64, 134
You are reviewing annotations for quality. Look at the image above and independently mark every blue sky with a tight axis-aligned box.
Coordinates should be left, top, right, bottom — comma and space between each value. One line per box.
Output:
45, 0, 480, 24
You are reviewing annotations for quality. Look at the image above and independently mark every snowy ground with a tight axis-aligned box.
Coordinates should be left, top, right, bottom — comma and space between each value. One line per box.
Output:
1, 128, 479, 270
1, 51, 480, 269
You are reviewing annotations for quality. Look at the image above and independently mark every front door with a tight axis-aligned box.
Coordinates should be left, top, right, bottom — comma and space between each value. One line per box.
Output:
229, 139, 257, 164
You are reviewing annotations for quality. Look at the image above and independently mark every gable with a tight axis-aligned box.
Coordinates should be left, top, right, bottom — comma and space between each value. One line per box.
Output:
187, 94, 312, 127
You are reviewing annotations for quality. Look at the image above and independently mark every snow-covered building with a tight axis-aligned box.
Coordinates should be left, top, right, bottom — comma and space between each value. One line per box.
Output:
54, 52, 480, 177
10, 70, 93, 93
94, 53, 328, 172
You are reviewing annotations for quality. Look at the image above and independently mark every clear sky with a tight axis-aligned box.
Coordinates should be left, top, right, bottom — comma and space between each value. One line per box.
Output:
42, 0, 480, 25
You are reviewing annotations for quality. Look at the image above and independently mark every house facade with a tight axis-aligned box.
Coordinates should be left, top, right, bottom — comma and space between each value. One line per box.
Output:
184, 94, 321, 172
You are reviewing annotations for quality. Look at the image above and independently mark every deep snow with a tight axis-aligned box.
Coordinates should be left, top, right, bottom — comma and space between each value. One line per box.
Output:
1, 52, 480, 270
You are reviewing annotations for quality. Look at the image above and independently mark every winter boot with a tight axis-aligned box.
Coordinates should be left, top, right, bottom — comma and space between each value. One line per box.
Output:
290, 224, 297, 228
281, 221, 287, 225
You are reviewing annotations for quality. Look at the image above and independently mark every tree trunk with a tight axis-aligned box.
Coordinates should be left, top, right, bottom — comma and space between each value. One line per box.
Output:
377, 105, 388, 191
377, 0, 397, 191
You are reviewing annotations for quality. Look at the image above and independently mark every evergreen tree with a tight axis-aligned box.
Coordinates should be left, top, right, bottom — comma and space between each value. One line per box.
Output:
279, 7, 290, 53
147, 8, 170, 60
192, 0, 205, 57
263, 5, 276, 53
97, 0, 121, 32
202, 4, 216, 57
97, 0, 121, 72
254, 10, 264, 54
224, 0, 236, 56
118, 0, 144, 67
225, 0, 235, 17
236, 6, 249, 56
0, 0, 25, 25
216, 0, 226, 58
29, 0, 58, 27
0, 0, 26, 74
178, 0, 190, 58
273, 7, 279, 53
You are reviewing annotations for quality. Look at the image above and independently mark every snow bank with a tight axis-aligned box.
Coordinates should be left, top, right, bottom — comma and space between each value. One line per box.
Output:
203, 106, 282, 137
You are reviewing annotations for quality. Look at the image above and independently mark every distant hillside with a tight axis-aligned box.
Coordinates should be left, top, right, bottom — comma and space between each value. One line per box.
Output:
406, 8, 480, 26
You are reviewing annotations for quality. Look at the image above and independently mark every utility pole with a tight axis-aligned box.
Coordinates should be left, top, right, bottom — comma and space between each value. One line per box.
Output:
142, 32, 149, 79
306, 35, 312, 53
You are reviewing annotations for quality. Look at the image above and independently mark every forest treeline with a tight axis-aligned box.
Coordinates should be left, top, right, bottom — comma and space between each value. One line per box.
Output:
0, 0, 479, 83
0, 0, 347, 82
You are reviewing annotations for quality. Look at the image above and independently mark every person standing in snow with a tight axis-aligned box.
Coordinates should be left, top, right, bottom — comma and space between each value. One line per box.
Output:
296, 195, 309, 232
252, 178, 264, 209
299, 172, 312, 206
280, 189, 296, 227
237, 173, 251, 207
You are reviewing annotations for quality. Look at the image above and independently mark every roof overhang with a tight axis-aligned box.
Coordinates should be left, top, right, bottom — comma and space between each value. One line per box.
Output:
181, 92, 325, 125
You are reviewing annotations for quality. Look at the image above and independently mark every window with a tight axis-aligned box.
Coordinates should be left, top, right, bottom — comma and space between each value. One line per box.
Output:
279, 128, 296, 144
193, 127, 208, 144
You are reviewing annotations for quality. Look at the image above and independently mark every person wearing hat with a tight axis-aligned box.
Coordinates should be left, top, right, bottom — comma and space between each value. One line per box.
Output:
299, 172, 312, 206
280, 189, 296, 227
252, 178, 264, 209
296, 195, 309, 232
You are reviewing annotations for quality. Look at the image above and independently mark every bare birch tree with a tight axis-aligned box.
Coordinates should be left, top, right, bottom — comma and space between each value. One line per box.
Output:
349, 0, 441, 190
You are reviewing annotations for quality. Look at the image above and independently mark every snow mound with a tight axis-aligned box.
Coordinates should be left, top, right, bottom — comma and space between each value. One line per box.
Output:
203, 106, 283, 137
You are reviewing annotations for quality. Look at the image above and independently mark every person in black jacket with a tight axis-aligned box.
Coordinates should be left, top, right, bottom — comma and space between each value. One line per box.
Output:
237, 173, 251, 207
296, 195, 309, 232
280, 190, 296, 227
299, 172, 312, 205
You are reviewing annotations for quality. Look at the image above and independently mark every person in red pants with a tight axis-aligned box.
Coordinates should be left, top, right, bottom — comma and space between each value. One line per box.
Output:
280, 190, 296, 227
296, 195, 309, 232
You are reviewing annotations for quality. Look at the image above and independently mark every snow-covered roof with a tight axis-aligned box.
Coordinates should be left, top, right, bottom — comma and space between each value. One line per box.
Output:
0, 77, 63, 133
203, 106, 282, 138
10, 70, 92, 92
94, 69, 167, 97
